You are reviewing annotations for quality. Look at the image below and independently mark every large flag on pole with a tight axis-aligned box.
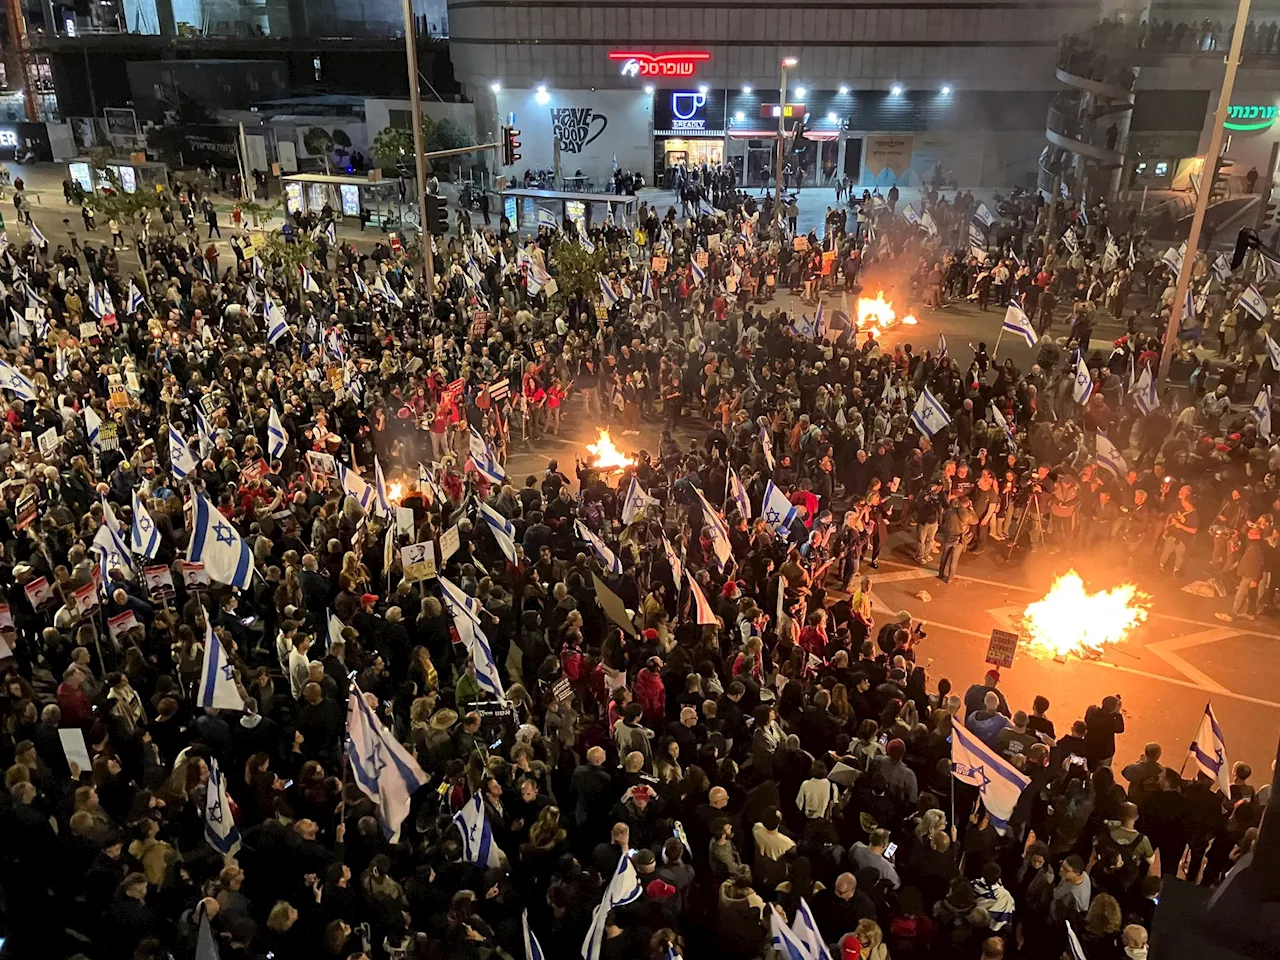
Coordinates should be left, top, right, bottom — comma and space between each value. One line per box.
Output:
522, 910, 546, 960
1094, 432, 1128, 477
762, 480, 799, 538
196, 618, 244, 711
1131, 364, 1158, 416
204, 757, 242, 857
687, 571, 718, 625
576, 520, 624, 575
267, 406, 288, 460
582, 853, 644, 960
1187, 702, 1231, 794
131, 489, 161, 558
727, 466, 751, 519
479, 499, 520, 565
347, 687, 429, 841
169, 424, 197, 479
692, 487, 732, 567
1001, 302, 1037, 348
1253, 386, 1272, 441
792, 897, 834, 960
621, 476, 658, 525
454, 790, 506, 867
911, 386, 953, 437
1072, 354, 1094, 404
188, 488, 256, 589
950, 719, 1030, 831
1238, 284, 1269, 322
770, 907, 814, 960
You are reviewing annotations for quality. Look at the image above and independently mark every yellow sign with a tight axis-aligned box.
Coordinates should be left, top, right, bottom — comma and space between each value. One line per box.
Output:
651, 256, 668, 274
241, 242, 257, 260
865, 134, 915, 178
793, 237, 809, 252
695, 251, 709, 269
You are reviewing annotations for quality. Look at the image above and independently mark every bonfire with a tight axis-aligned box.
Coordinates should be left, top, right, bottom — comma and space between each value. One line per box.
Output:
586, 429, 633, 471
386, 481, 404, 503
855, 290, 918, 336
1019, 570, 1151, 659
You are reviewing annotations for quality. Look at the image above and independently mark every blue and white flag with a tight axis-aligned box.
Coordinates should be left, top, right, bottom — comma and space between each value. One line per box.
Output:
968, 222, 985, 250
1160, 246, 1183, 273
641, 270, 655, 300
1072, 354, 1094, 404
169, 424, 197, 480
536, 207, 558, 230
204, 757, 242, 857
188, 488, 256, 589
93, 522, 135, 588
131, 489, 161, 559
468, 425, 504, 480
347, 687, 429, 842
197, 618, 244, 711
1095, 432, 1127, 477
1266, 334, 1280, 371
813, 301, 827, 341
583, 853, 644, 960
454, 790, 506, 867
690, 258, 706, 286
301, 265, 321, 294
23, 281, 45, 309
29, 222, 46, 248
450, 594, 504, 697
325, 220, 337, 245
662, 535, 683, 585
338, 463, 375, 512
621, 476, 658, 525
692, 487, 733, 566
770, 908, 813, 960
902, 203, 920, 225
791, 314, 817, 339
1212, 253, 1232, 283
1001, 302, 1037, 348
911, 386, 953, 437
920, 210, 939, 236
990, 403, 1015, 446
1132, 364, 1158, 416
576, 520, 623, 575
373, 457, 395, 519
762, 480, 799, 538
759, 424, 776, 470
727, 466, 751, 519
196, 407, 215, 453
938, 332, 948, 360
687, 571, 717, 625
265, 300, 288, 345
419, 462, 448, 507
439, 574, 482, 627
951, 718, 1030, 830
127, 281, 146, 315
1189, 701, 1231, 794
792, 897, 833, 960
1239, 284, 1270, 322
972, 202, 995, 229
479, 499, 519, 564
267, 406, 288, 460
0, 359, 37, 401
522, 910, 546, 960
83, 405, 102, 448
598, 273, 618, 308
1066, 921, 1087, 960
1253, 386, 1272, 441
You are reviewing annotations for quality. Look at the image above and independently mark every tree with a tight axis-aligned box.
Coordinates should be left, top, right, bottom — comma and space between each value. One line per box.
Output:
303, 127, 335, 174
331, 129, 353, 172
549, 238, 604, 301
259, 230, 318, 301
371, 117, 436, 174
239, 195, 281, 229
88, 150, 166, 231
427, 117, 474, 153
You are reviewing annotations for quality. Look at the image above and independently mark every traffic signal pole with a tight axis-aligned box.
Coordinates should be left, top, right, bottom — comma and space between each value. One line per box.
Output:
400, 0, 434, 314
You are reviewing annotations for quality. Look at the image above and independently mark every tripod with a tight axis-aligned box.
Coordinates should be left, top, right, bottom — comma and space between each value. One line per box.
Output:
1004, 492, 1046, 561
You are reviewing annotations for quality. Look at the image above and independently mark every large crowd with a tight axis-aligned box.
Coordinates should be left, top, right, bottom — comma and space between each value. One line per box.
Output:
0, 159, 1275, 960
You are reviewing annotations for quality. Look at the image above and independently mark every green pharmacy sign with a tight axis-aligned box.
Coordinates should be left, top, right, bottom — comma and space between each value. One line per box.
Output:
1225, 104, 1279, 132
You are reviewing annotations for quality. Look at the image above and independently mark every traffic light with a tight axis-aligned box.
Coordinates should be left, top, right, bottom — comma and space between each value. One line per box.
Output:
501, 125, 522, 166
425, 194, 449, 235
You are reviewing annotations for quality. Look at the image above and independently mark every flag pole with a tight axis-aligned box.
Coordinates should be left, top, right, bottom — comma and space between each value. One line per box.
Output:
1178, 701, 1211, 780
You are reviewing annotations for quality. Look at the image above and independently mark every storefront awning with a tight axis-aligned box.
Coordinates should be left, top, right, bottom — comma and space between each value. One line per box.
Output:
655, 129, 727, 138
727, 130, 840, 140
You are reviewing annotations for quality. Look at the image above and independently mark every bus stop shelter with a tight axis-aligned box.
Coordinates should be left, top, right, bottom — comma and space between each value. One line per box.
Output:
67, 158, 169, 196
281, 172, 402, 228
500, 188, 638, 236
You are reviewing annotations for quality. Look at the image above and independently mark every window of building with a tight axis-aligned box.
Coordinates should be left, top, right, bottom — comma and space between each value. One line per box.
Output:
1154, 161, 1169, 177
313, 56, 322, 82
389, 109, 413, 130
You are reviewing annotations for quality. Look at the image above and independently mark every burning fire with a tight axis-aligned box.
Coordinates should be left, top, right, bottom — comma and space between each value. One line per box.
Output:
386, 481, 404, 503
1019, 570, 1151, 659
586, 429, 633, 471
855, 290, 919, 337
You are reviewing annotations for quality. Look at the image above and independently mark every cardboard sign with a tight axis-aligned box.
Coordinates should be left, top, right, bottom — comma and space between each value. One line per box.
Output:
396, 506, 416, 539
306, 450, 337, 477
143, 564, 176, 601
180, 561, 211, 588
470, 310, 490, 339
822, 250, 837, 275
23, 576, 52, 609
0, 602, 13, 633
390, 233, 403, 254
97, 420, 120, 452
200, 394, 219, 418
109, 384, 130, 410
439, 523, 461, 563
651, 256, 668, 274
240, 458, 268, 483
78, 321, 100, 341
542, 278, 558, 298
985, 628, 1020, 669
694, 251, 709, 269
532, 340, 547, 359
14, 491, 37, 530
37, 427, 60, 458
59, 728, 92, 772
72, 581, 100, 617
400, 541, 437, 582
793, 237, 809, 251
107, 609, 140, 640
240, 241, 257, 260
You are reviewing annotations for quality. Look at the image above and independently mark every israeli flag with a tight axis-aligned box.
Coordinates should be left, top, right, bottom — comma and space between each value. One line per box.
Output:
693, 487, 733, 566
452, 604, 504, 697
576, 520, 623, 575
301, 265, 321, 294
813, 301, 827, 341
1188, 701, 1231, 794
902, 203, 920, 225
338, 463, 375, 512
1239, 284, 1269, 322
1266, 334, 1280, 371
661, 535, 684, 585
690, 257, 706, 286
325, 220, 337, 245
347, 687, 429, 842
580, 232, 596, 254
188, 488, 256, 589
727, 466, 751, 519
598, 273, 619, 307
1253, 387, 1272, 441
762, 480, 799, 537
23, 281, 45, 308
474, 230, 494, 263
29, 222, 46, 248
1184, 286, 1197, 324
968, 222, 985, 249
1061, 229, 1079, 254
792, 898, 833, 960
759, 423, 776, 471
911, 386, 953, 437
369, 457, 393, 520
204, 757, 242, 856
267, 406, 288, 460
373, 274, 403, 308
1072, 354, 1094, 404
771, 908, 814, 960
354, 272, 370, 297
439, 573, 482, 627
990, 403, 1015, 446
419, 462, 448, 507
454, 790, 505, 867
920, 210, 939, 236
687, 571, 717, 625
522, 911, 546, 960
479, 499, 520, 565
1095, 432, 1127, 477
169, 424, 197, 480
621, 476, 657, 525
131, 489, 161, 559
583, 853, 644, 960
0, 359, 37, 401
1132, 364, 1158, 416
99, 498, 135, 579
641, 270, 655, 300
972, 202, 995, 229
536, 207, 558, 230
468, 452, 505, 488
84, 405, 102, 448
196, 408, 215, 454
951, 717, 1029, 830
265, 300, 288, 345
197, 618, 244, 710
1161, 246, 1183, 273
938, 332, 948, 359
1001, 302, 1037, 348
1212, 253, 1232, 283
127, 281, 146, 315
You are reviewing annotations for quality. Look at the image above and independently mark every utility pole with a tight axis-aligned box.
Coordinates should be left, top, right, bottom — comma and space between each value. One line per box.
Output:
400, 0, 434, 314
1159, 0, 1252, 382
776, 57, 796, 216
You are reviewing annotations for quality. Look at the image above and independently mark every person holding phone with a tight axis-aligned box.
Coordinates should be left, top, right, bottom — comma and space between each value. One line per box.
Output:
850, 828, 901, 890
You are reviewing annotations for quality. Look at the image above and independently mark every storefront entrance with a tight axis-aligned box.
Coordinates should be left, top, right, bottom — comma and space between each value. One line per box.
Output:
662, 137, 723, 170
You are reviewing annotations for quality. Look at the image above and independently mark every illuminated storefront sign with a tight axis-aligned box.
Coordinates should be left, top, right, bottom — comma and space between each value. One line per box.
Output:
653, 89, 726, 137
609, 51, 710, 78
1225, 103, 1279, 131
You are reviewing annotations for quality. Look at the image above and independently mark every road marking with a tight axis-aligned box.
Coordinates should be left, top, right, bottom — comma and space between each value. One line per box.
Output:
1145, 628, 1234, 694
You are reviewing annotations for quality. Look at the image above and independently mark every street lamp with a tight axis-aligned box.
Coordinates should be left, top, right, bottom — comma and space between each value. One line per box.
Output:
777, 57, 798, 210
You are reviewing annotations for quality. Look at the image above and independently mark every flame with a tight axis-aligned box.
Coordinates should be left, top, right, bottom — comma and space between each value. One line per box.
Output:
386, 481, 404, 503
855, 290, 918, 335
586, 429, 634, 471
1019, 570, 1151, 659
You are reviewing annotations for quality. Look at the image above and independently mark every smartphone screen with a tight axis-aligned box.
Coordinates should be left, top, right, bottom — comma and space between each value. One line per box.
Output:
885, 842, 898, 860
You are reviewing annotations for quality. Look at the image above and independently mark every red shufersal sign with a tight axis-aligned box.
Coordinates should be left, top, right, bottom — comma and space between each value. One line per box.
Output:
609, 51, 711, 78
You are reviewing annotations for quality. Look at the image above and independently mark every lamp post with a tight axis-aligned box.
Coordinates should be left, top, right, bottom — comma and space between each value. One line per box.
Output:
400, 0, 434, 312
776, 56, 797, 215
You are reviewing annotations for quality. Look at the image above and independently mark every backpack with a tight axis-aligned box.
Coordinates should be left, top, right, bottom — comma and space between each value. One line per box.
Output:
1095, 825, 1148, 882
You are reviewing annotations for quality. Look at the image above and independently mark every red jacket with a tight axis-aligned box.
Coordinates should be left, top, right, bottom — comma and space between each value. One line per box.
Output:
633, 667, 666, 726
